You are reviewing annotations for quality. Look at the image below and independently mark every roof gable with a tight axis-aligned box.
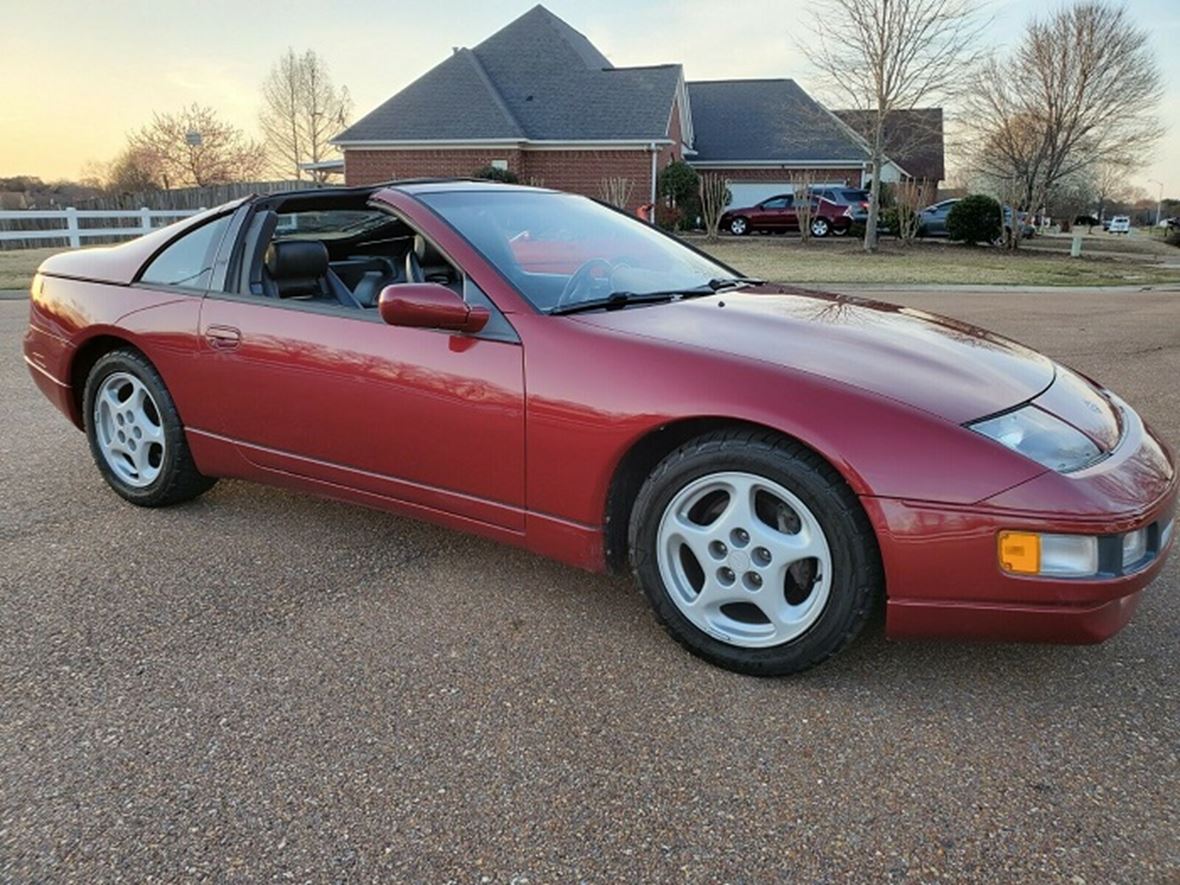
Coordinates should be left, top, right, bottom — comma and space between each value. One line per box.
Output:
333, 49, 524, 143
687, 80, 869, 164
833, 108, 945, 181
335, 4, 680, 145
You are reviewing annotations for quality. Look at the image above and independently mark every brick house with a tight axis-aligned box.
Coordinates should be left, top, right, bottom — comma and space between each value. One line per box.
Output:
334, 5, 942, 211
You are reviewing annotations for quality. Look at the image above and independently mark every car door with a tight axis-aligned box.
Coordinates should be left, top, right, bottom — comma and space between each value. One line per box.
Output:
195, 235, 526, 531
757, 196, 792, 231
931, 201, 955, 234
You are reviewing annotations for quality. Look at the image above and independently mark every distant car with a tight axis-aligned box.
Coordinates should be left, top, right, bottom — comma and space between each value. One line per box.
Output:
1109, 216, 1131, 234
808, 187, 871, 223
916, 199, 960, 237
721, 194, 853, 238
1003, 207, 1037, 240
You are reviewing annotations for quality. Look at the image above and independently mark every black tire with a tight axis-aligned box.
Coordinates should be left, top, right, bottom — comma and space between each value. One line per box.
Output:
629, 429, 882, 676
729, 216, 749, 236
83, 348, 216, 507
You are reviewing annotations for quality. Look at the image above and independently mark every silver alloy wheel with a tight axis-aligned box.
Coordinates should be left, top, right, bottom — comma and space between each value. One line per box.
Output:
811, 218, 830, 237
93, 371, 166, 488
730, 217, 748, 235
656, 471, 833, 648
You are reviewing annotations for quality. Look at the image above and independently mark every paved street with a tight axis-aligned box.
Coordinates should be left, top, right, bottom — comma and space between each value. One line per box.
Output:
2, 290, 1178, 882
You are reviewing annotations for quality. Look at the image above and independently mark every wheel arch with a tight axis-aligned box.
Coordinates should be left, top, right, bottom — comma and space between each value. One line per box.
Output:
602, 416, 875, 573
68, 333, 149, 429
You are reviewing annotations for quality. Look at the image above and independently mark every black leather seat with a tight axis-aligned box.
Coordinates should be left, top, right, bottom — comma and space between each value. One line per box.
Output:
405, 235, 426, 283
262, 241, 361, 308
350, 257, 399, 307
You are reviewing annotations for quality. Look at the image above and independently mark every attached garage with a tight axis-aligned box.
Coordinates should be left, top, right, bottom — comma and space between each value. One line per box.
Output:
727, 182, 794, 208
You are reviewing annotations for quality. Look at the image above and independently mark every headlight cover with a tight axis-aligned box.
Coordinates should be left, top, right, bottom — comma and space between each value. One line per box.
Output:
969, 406, 1102, 473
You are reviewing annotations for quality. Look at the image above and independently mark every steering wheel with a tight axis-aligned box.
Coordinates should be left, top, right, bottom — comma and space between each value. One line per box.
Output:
555, 258, 614, 309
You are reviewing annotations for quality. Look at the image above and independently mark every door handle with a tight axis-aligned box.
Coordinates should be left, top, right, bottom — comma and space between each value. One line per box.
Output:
205, 325, 241, 350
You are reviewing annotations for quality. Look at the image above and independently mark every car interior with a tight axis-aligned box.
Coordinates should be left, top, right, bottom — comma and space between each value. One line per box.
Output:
222, 189, 519, 340
231, 191, 464, 311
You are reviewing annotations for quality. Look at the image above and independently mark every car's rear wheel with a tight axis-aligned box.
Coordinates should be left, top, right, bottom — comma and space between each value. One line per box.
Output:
810, 218, 831, 238
832, 222, 850, 237
629, 429, 881, 675
729, 216, 749, 236
84, 349, 216, 507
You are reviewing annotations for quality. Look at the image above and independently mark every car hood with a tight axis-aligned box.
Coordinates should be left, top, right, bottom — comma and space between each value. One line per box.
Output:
572, 287, 1056, 424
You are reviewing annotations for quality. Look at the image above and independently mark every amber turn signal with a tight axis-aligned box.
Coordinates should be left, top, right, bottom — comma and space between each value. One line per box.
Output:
998, 531, 1041, 575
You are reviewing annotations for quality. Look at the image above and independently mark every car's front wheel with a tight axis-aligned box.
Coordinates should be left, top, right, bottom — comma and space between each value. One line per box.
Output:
629, 430, 881, 675
810, 218, 831, 238
84, 349, 216, 507
729, 216, 749, 236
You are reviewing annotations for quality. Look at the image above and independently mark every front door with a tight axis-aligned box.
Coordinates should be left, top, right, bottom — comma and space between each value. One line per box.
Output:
196, 293, 526, 530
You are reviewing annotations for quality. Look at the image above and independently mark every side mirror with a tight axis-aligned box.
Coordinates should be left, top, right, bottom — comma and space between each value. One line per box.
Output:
377, 283, 490, 334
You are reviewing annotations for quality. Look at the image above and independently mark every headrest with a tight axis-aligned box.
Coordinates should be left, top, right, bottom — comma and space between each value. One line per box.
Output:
414, 234, 427, 260
265, 240, 328, 280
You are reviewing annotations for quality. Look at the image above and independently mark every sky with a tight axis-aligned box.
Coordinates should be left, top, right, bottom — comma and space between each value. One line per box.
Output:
1, 0, 1177, 198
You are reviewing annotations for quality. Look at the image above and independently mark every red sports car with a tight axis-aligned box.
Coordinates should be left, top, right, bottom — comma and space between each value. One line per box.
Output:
23, 181, 1175, 675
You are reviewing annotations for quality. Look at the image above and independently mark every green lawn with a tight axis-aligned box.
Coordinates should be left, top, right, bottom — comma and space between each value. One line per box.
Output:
693, 236, 1180, 287
0, 248, 58, 290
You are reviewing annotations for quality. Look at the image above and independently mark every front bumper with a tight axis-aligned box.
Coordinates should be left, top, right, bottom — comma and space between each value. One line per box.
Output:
865, 404, 1176, 644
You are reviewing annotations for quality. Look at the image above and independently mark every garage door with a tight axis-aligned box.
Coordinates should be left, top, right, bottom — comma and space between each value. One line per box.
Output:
727, 182, 793, 209
725, 180, 853, 209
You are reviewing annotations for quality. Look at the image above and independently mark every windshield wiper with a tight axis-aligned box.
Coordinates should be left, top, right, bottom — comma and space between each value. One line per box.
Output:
550, 277, 763, 316
550, 290, 688, 316
708, 276, 764, 290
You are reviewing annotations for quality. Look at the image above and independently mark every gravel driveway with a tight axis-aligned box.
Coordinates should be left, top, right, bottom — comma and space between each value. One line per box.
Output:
2, 291, 1177, 882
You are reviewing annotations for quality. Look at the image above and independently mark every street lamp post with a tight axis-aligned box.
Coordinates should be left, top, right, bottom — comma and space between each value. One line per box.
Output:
1148, 178, 1163, 228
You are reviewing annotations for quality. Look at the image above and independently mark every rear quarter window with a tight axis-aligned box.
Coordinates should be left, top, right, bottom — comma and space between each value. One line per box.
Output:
139, 215, 232, 290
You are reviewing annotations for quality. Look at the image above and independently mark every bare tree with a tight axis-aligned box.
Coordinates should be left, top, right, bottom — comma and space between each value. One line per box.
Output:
598, 177, 635, 209
128, 105, 266, 188
1094, 163, 1132, 225
969, 3, 1162, 222
790, 170, 818, 244
260, 49, 351, 182
93, 145, 166, 194
892, 179, 925, 244
699, 174, 730, 241
800, 0, 985, 253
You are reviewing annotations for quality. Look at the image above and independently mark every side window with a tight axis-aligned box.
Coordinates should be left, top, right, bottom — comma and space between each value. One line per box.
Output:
140, 215, 232, 290
762, 197, 788, 209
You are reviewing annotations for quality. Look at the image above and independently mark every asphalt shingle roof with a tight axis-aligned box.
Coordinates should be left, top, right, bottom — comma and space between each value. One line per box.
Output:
686, 80, 870, 163
833, 108, 946, 181
335, 5, 681, 144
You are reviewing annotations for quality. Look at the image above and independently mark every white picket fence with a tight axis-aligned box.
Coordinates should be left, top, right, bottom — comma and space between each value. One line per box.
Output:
0, 207, 204, 247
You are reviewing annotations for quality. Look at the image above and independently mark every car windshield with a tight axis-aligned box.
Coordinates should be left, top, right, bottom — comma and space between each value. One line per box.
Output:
840, 189, 869, 202
419, 190, 740, 313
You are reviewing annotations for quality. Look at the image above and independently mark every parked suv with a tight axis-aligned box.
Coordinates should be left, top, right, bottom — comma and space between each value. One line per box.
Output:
808, 187, 871, 222
1108, 215, 1131, 234
721, 193, 853, 237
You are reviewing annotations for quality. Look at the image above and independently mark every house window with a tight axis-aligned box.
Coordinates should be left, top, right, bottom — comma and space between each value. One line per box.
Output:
490, 159, 508, 171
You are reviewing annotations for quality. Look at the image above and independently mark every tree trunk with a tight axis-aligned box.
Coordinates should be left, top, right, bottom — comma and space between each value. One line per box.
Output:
864, 122, 884, 254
